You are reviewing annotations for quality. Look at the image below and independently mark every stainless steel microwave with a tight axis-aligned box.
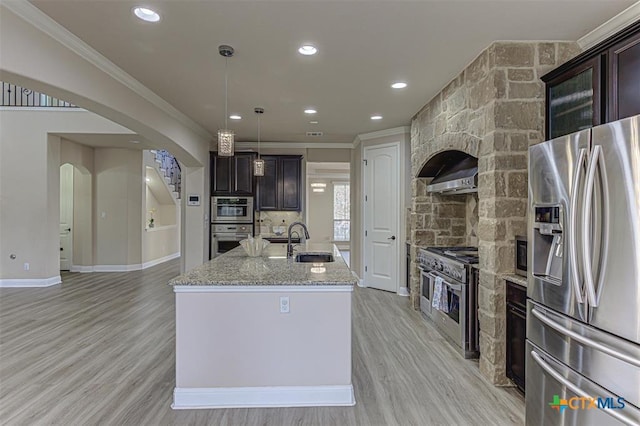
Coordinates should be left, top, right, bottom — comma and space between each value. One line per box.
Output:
211, 196, 254, 223
515, 236, 527, 277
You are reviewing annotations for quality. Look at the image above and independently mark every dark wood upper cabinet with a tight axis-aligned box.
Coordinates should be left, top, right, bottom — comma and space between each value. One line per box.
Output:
608, 30, 640, 121
545, 57, 602, 139
280, 157, 302, 211
233, 154, 254, 194
211, 152, 256, 196
257, 155, 303, 211
212, 153, 231, 194
542, 20, 640, 139
257, 157, 279, 210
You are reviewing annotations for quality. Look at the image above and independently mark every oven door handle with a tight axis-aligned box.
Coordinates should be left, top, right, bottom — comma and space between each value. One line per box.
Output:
443, 282, 462, 292
426, 271, 462, 292
215, 235, 248, 242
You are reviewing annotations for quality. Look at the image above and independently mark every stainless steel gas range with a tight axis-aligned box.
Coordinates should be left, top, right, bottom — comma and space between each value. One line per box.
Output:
418, 246, 479, 358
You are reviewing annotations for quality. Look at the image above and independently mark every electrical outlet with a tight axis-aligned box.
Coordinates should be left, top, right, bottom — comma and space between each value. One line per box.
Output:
280, 296, 290, 314
23, 262, 30, 271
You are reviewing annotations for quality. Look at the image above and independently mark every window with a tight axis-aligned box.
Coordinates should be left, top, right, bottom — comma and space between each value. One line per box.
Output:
333, 182, 350, 241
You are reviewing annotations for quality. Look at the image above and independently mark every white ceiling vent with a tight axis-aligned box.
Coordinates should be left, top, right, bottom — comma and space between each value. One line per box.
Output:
306, 131, 324, 137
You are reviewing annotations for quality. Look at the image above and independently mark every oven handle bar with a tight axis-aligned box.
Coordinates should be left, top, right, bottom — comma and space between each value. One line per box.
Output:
426, 271, 462, 292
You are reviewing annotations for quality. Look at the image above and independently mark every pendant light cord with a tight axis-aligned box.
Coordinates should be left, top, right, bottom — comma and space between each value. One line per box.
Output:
224, 57, 228, 130
257, 113, 261, 160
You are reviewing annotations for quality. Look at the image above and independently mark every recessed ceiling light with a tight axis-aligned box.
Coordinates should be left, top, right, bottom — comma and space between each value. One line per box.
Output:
304, 109, 317, 114
310, 121, 319, 124
145, 177, 151, 182
391, 82, 407, 89
298, 45, 318, 56
229, 114, 242, 120
371, 115, 383, 120
133, 7, 161, 22
129, 140, 140, 144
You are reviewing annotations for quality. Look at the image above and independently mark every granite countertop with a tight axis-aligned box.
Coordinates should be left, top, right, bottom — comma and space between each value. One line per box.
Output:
502, 273, 528, 288
170, 242, 356, 287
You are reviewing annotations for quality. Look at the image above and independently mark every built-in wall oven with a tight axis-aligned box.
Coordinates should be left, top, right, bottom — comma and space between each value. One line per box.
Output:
211, 196, 254, 223
211, 224, 252, 258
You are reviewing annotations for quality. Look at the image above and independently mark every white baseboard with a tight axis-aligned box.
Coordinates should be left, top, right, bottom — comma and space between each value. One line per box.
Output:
351, 271, 366, 287
0, 275, 61, 288
78, 253, 180, 273
397, 287, 410, 297
93, 264, 143, 272
142, 252, 180, 269
172, 385, 355, 410
70, 265, 94, 273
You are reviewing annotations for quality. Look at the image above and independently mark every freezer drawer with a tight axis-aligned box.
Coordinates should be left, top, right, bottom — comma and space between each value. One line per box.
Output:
527, 301, 640, 409
526, 341, 640, 426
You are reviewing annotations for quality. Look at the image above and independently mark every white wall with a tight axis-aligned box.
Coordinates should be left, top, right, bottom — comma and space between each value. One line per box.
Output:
307, 178, 334, 243
0, 4, 211, 272
0, 110, 134, 281
94, 148, 143, 266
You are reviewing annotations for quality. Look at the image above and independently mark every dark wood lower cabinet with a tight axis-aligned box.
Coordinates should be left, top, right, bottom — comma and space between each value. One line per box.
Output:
506, 280, 526, 393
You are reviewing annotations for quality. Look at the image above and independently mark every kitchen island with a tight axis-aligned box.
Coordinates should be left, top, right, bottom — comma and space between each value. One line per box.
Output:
169, 243, 356, 409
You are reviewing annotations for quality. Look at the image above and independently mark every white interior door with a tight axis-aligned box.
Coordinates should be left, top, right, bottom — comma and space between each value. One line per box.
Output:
60, 164, 73, 271
364, 143, 399, 292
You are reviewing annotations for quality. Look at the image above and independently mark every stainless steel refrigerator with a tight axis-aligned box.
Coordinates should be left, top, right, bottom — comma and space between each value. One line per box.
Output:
527, 115, 640, 425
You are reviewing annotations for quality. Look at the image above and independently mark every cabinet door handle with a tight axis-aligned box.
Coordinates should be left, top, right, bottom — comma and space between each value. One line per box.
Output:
388, 236, 396, 241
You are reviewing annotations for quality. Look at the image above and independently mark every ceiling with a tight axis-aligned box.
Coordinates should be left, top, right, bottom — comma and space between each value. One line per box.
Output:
30, 0, 636, 145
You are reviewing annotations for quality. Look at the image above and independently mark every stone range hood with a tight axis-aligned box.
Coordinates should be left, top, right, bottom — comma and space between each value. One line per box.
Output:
418, 150, 478, 195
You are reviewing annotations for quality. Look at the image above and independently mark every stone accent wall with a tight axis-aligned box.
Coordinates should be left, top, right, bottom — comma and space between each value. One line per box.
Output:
409, 41, 580, 384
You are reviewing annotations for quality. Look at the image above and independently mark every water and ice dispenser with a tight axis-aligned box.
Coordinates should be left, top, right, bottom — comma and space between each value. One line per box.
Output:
532, 205, 564, 282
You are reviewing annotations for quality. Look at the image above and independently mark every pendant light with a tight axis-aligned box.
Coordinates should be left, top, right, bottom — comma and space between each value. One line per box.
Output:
217, 45, 235, 156
254, 107, 265, 176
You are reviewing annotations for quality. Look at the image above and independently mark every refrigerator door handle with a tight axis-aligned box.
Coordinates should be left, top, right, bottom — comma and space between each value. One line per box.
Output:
593, 147, 610, 307
530, 350, 637, 426
532, 307, 640, 368
569, 148, 587, 304
582, 145, 601, 307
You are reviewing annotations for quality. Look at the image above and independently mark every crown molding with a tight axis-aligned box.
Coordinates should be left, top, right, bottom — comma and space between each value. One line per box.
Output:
235, 142, 354, 150
577, 2, 640, 50
2, 0, 212, 141
356, 126, 410, 142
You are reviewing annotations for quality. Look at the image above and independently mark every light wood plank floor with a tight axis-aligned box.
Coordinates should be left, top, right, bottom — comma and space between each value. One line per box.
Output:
0, 259, 523, 425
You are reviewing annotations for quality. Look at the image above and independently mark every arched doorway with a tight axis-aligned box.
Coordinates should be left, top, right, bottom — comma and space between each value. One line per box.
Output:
59, 162, 93, 272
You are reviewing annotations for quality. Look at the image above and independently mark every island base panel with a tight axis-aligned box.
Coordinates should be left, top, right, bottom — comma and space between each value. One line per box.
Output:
173, 290, 353, 408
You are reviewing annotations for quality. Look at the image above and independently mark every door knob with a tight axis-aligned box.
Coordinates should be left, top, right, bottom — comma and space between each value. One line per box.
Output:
66, 228, 71, 232
388, 236, 396, 240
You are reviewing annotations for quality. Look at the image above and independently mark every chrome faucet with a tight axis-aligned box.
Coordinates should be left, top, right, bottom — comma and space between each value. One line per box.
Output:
287, 222, 310, 258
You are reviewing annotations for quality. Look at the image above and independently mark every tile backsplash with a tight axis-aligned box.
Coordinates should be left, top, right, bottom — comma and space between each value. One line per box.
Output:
256, 211, 303, 235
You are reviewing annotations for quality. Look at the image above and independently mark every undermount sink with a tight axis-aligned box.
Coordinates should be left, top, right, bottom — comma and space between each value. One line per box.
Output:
295, 253, 335, 263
